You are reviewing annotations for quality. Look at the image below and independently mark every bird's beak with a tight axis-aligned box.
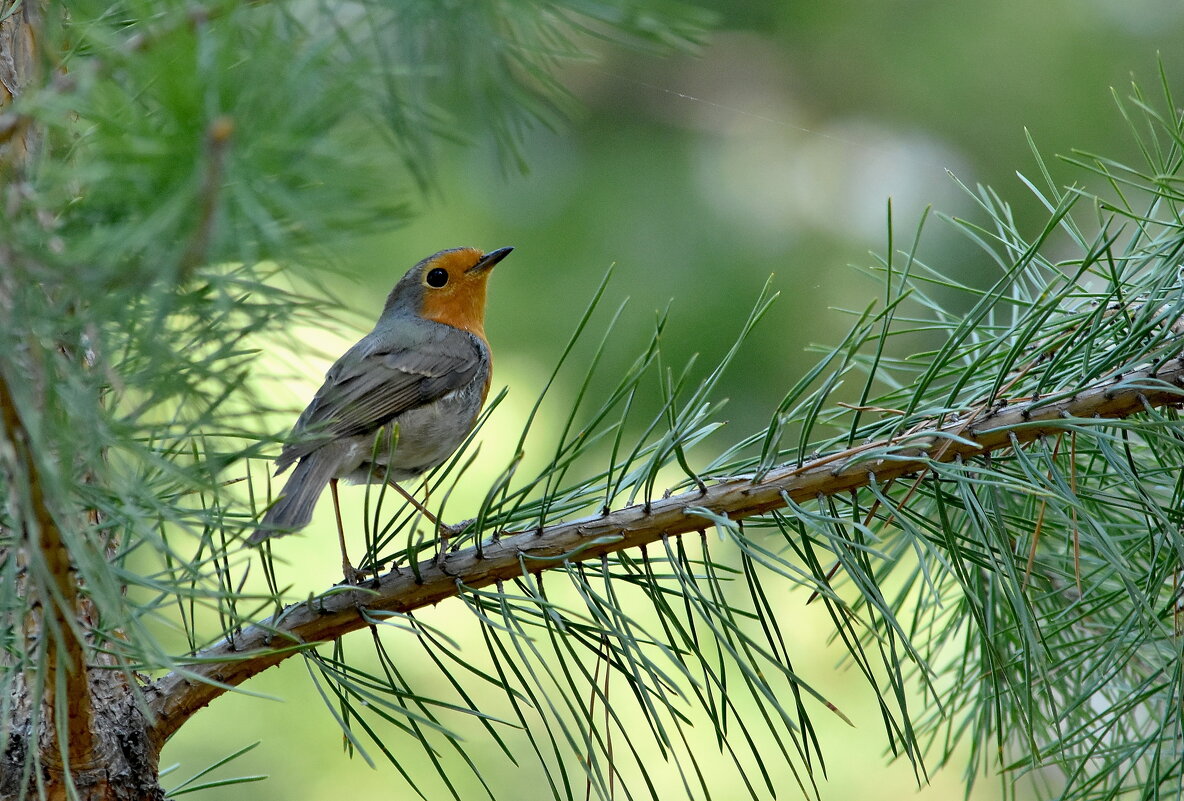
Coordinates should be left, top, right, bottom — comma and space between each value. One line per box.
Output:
468, 246, 514, 274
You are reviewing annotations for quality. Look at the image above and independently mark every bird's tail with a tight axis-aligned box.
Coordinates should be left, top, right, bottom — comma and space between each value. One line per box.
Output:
249, 451, 337, 545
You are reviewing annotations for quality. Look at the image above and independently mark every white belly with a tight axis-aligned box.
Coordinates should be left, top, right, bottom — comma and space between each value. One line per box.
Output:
338, 383, 484, 485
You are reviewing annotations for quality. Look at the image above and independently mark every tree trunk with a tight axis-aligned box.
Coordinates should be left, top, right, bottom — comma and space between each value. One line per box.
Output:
2, 672, 163, 801
0, 0, 41, 174
1, 6, 165, 784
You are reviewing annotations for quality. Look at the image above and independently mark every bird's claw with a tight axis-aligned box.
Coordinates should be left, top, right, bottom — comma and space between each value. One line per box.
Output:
439, 518, 475, 540
430, 518, 476, 571
340, 564, 366, 586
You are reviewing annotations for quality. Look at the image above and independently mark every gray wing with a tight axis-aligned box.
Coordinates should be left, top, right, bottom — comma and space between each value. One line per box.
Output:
275, 325, 483, 470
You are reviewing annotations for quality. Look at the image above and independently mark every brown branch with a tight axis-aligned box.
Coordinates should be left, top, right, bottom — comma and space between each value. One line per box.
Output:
0, 368, 98, 768
145, 357, 1184, 746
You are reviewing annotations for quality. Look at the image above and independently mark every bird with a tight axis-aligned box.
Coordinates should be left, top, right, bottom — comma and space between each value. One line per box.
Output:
249, 245, 513, 582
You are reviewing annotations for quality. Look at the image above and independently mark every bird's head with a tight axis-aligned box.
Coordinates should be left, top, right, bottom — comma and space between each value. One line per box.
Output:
384, 246, 513, 338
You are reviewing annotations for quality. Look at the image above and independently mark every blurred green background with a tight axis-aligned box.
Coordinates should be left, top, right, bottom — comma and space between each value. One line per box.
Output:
162, 1, 1184, 798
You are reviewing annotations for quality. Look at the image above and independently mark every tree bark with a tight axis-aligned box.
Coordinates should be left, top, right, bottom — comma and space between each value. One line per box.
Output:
2, 672, 162, 801
0, 0, 41, 176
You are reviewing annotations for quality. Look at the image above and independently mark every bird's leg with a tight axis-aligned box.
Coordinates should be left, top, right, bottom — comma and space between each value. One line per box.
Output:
389, 481, 441, 526
388, 482, 472, 566
331, 479, 364, 585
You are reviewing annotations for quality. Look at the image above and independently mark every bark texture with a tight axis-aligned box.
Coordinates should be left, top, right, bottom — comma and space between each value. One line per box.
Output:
0, 0, 40, 174
1, 672, 162, 801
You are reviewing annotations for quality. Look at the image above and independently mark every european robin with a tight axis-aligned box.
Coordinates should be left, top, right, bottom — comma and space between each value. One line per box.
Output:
249, 246, 512, 580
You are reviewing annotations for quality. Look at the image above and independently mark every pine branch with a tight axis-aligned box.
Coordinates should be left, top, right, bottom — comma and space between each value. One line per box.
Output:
146, 352, 1184, 745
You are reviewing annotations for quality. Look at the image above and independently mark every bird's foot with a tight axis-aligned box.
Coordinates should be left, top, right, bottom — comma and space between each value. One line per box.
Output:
432, 518, 475, 570
340, 563, 367, 586
439, 517, 476, 541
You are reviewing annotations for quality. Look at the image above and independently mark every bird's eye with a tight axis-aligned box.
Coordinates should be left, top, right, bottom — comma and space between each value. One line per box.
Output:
426, 267, 449, 288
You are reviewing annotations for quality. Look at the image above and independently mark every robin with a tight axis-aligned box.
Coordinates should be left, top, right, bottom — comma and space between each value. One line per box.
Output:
249, 246, 513, 581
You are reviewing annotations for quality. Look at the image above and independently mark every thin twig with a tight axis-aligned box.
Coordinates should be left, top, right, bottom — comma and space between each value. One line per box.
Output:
178, 116, 233, 278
